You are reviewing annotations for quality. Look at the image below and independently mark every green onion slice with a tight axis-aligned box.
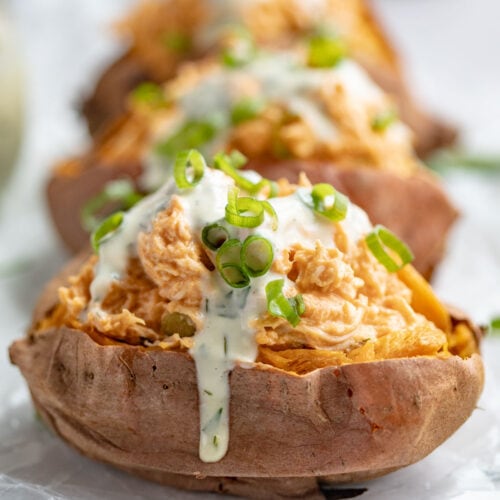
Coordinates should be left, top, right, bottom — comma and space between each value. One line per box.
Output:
156, 120, 218, 158
267, 181, 279, 198
371, 110, 398, 133
225, 195, 264, 228
265, 279, 305, 327
227, 150, 248, 169
241, 236, 274, 277
81, 179, 142, 232
219, 264, 250, 288
231, 97, 266, 125
304, 183, 349, 222
490, 317, 500, 334
131, 82, 166, 108
174, 149, 206, 188
216, 239, 250, 288
260, 200, 278, 230
91, 211, 124, 252
216, 238, 242, 267
221, 29, 256, 68
307, 33, 346, 68
202, 223, 230, 251
213, 152, 269, 194
365, 225, 414, 272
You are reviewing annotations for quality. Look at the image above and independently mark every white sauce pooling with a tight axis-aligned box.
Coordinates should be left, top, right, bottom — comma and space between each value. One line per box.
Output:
88, 168, 372, 463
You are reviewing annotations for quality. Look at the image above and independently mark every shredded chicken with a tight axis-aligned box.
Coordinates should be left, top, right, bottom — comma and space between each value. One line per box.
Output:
40, 187, 447, 367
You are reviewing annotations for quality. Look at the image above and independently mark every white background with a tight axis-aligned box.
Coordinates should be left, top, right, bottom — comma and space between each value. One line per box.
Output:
0, 0, 499, 498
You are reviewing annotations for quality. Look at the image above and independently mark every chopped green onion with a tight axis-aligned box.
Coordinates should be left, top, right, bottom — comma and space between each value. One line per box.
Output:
202, 223, 230, 251
227, 150, 248, 169
302, 183, 349, 222
266, 180, 279, 198
81, 179, 142, 232
221, 29, 256, 68
216, 239, 250, 288
174, 149, 206, 188
213, 152, 267, 194
216, 238, 242, 267
91, 211, 124, 252
0, 258, 33, 280
307, 33, 346, 68
371, 110, 397, 133
161, 312, 196, 337
131, 82, 166, 108
365, 225, 414, 272
294, 293, 306, 316
231, 97, 266, 125
156, 120, 218, 158
219, 264, 250, 288
241, 236, 274, 277
260, 200, 278, 230
427, 149, 500, 173
490, 317, 500, 335
162, 31, 191, 53
265, 279, 305, 327
225, 194, 265, 228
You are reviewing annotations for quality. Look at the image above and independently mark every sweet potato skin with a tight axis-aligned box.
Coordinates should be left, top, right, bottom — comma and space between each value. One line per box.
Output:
10, 328, 483, 487
46, 160, 142, 252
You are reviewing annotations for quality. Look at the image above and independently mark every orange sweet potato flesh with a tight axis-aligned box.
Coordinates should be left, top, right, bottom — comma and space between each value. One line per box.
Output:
10, 254, 484, 499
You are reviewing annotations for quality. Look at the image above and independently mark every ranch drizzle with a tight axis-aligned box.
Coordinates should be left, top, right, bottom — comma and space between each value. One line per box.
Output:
88, 168, 371, 462
141, 52, 405, 191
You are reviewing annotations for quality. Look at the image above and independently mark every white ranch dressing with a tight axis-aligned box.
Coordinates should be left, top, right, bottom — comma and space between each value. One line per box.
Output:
89, 179, 177, 306
142, 53, 392, 190
88, 168, 372, 463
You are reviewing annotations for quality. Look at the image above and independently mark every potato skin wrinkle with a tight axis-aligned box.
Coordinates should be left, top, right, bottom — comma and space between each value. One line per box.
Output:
9, 327, 483, 479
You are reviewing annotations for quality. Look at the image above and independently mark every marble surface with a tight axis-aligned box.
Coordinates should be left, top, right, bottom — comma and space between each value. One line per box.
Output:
0, 0, 499, 498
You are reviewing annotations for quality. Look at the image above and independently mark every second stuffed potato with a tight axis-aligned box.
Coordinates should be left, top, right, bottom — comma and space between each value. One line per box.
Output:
48, 49, 457, 278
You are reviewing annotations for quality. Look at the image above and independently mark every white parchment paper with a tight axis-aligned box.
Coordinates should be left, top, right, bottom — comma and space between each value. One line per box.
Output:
1, 0, 499, 498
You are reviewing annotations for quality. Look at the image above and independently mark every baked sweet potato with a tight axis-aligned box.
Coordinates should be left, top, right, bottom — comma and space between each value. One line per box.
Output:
82, 0, 456, 157
10, 328, 482, 498
14, 164, 483, 499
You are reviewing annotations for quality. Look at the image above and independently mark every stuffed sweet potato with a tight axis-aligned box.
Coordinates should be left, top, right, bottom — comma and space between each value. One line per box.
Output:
48, 50, 457, 279
82, 0, 456, 157
13, 156, 483, 499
